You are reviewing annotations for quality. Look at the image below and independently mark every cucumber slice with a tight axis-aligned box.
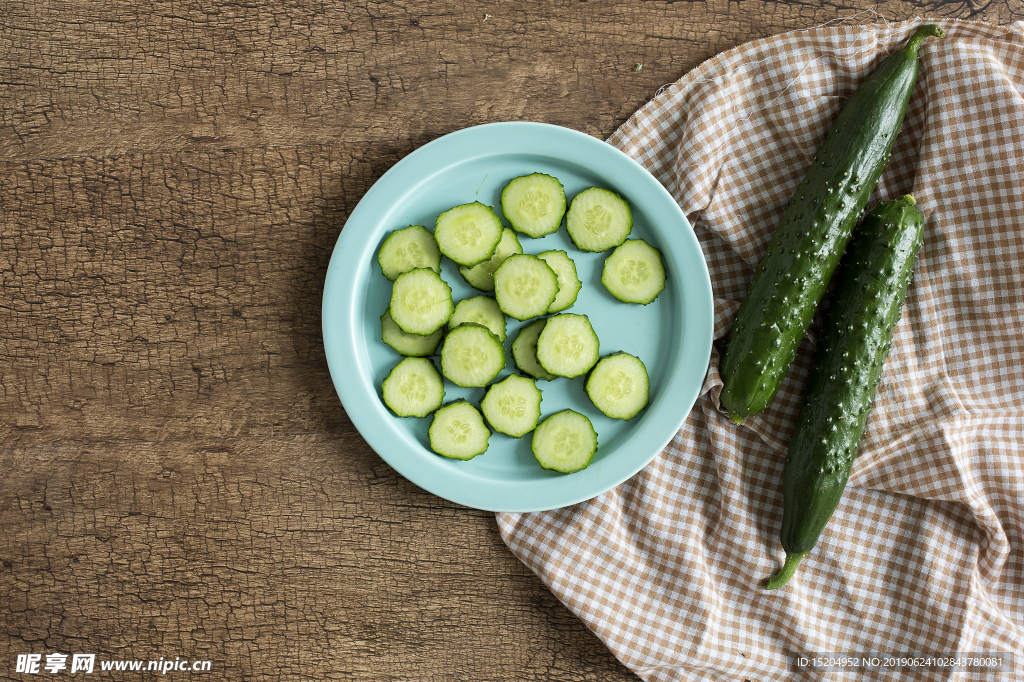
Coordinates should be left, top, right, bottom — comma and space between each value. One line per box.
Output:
532, 410, 598, 474
390, 268, 454, 335
536, 313, 600, 378
377, 225, 442, 281
511, 319, 558, 381
429, 401, 490, 460
537, 250, 582, 313
459, 227, 523, 292
585, 353, 650, 420
480, 374, 543, 438
566, 187, 632, 252
434, 202, 503, 267
501, 173, 566, 238
381, 307, 444, 357
381, 357, 445, 418
493, 254, 560, 321
601, 238, 666, 305
439, 323, 506, 387
449, 295, 506, 342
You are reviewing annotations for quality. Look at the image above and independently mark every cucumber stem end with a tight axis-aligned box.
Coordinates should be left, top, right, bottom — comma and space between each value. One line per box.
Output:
764, 551, 808, 590
906, 24, 945, 55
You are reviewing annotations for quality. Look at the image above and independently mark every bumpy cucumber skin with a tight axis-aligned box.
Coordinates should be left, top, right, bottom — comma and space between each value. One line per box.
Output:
719, 25, 943, 422
765, 195, 925, 589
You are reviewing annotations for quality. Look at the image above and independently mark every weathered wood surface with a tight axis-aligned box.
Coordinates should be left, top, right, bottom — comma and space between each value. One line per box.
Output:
2, 0, 1018, 679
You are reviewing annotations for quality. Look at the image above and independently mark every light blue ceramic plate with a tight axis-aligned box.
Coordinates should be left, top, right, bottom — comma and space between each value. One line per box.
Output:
322, 122, 713, 512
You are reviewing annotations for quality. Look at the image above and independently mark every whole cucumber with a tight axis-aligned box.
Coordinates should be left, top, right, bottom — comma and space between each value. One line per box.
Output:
764, 195, 925, 590
719, 25, 943, 422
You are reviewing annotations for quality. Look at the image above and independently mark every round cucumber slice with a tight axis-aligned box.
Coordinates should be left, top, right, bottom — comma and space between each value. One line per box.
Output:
448, 295, 506, 342
501, 173, 566, 238
439, 323, 505, 388
585, 353, 649, 420
389, 268, 454, 335
434, 202, 503, 267
381, 357, 445, 418
480, 374, 543, 438
493, 254, 560, 321
459, 227, 523, 292
566, 187, 632, 252
377, 225, 441, 281
536, 313, 600, 379
429, 401, 490, 460
537, 250, 582, 313
532, 410, 598, 474
511, 319, 558, 381
601, 238, 666, 305
381, 307, 444, 357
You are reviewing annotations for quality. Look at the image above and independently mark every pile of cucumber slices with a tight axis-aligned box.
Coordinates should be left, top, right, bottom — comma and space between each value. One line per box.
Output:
376, 172, 666, 474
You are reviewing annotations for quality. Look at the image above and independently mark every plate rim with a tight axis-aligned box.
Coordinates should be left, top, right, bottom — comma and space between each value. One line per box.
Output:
322, 121, 713, 512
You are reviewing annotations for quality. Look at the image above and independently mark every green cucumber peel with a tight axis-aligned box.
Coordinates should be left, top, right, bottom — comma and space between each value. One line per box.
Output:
769, 194, 925, 588
718, 25, 942, 422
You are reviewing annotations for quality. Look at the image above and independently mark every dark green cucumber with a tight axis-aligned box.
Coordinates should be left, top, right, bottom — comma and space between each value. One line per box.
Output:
764, 195, 925, 590
719, 25, 943, 423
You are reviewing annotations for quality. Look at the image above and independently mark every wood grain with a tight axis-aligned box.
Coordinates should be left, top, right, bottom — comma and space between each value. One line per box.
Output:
2, 0, 1019, 679
3, 436, 630, 679
3, 0, 1017, 161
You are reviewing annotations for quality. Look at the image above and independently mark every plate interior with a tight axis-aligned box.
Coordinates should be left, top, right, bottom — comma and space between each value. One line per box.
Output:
364, 154, 681, 481
323, 123, 712, 511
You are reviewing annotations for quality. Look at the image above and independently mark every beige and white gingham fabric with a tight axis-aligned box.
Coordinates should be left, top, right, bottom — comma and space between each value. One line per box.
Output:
498, 18, 1024, 680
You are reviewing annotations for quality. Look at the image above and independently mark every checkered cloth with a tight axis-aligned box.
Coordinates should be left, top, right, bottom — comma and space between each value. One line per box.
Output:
498, 18, 1024, 680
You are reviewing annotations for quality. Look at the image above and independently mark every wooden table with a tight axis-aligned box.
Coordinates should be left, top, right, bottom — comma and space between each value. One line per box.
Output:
2, 1, 1017, 679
